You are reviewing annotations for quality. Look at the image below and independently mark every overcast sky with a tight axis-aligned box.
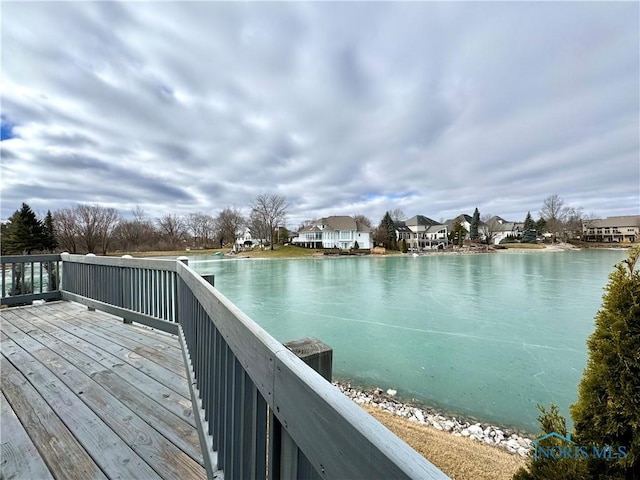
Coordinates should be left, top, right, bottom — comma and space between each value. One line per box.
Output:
1, 1, 638, 228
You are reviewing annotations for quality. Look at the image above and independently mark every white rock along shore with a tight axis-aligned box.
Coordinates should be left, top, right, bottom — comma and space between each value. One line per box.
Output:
334, 382, 534, 457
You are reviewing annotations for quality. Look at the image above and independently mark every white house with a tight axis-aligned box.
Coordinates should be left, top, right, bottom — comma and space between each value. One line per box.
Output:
234, 228, 264, 250
489, 217, 524, 244
444, 214, 473, 237
398, 215, 449, 250
293, 216, 372, 249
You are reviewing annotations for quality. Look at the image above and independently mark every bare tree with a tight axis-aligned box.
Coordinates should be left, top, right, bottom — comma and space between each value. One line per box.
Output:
186, 212, 216, 248
250, 194, 287, 250
248, 210, 270, 247
390, 209, 406, 223
53, 207, 80, 253
114, 207, 157, 252
215, 207, 245, 249
157, 214, 187, 250
540, 194, 570, 241
353, 214, 372, 228
74, 204, 119, 254
563, 207, 584, 241
480, 214, 500, 245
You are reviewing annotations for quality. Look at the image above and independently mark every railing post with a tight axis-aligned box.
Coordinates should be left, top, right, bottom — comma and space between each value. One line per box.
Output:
121, 255, 133, 324
177, 256, 189, 266
86, 253, 96, 311
202, 274, 215, 286
279, 338, 333, 478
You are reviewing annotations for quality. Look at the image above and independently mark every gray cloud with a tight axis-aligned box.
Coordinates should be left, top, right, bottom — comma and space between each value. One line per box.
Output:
1, 1, 638, 227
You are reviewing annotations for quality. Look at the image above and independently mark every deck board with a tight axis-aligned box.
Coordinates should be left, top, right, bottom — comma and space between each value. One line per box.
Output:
4, 312, 203, 465
1, 392, 55, 480
12, 306, 191, 398
9, 307, 196, 427
0, 301, 207, 480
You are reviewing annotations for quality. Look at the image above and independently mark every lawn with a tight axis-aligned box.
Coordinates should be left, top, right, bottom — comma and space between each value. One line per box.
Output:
498, 243, 546, 250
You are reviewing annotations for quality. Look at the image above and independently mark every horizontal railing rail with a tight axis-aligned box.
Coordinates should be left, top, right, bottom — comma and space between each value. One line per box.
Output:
2, 253, 449, 479
1, 254, 62, 306
60, 253, 181, 334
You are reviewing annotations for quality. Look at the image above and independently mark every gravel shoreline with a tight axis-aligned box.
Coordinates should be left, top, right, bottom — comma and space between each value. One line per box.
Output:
334, 381, 534, 457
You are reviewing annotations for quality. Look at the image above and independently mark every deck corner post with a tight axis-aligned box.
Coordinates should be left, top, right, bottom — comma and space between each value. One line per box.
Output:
177, 256, 189, 266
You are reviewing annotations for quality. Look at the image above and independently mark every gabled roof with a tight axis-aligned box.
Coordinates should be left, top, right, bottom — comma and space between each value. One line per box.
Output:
300, 216, 371, 233
444, 214, 472, 225
585, 215, 640, 229
405, 215, 438, 227
395, 224, 413, 233
425, 224, 447, 233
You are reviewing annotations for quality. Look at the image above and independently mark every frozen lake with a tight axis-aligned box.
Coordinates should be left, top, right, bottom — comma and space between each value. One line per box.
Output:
188, 249, 626, 433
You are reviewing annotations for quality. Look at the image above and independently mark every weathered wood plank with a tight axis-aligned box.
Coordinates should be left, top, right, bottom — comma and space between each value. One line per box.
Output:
0, 392, 55, 480
1, 336, 162, 479
3, 312, 203, 465
0, 357, 108, 480
53, 302, 182, 350
2, 324, 206, 480
56, 310, 187, 378
7, 308, 196, 427
11, 307, 190, 398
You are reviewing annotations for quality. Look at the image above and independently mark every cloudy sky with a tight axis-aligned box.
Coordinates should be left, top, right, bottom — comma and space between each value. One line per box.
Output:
1, 1, 638, 227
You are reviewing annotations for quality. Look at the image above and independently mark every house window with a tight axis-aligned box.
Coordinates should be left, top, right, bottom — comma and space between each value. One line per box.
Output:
340, 231, 351, 240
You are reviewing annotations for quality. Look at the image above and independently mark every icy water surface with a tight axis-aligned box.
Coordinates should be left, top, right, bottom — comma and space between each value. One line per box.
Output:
189, 249, 626, 432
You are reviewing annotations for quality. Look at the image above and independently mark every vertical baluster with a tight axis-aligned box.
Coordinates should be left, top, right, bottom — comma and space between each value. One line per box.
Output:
214, 335, 225, 458
224, 346, 234, 477
1, 262, 5, 298
39, 261, 44, 294
255, 393, 268, 480
232, 357, 243, 478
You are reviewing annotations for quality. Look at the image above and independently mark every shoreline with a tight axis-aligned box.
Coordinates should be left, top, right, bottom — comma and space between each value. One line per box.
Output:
334, 381, 534, 457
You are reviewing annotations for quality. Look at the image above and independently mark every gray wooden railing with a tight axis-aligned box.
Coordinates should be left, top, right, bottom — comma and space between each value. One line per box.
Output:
1, 253, 449, 480
1, 254, 62, 306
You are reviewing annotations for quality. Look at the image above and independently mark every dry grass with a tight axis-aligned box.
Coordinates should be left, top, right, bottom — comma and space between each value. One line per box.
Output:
363, 406, 526, 480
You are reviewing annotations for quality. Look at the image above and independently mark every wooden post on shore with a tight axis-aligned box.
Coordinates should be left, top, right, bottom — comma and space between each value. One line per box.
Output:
285, 337, 333, 381
277, 337, 333, 478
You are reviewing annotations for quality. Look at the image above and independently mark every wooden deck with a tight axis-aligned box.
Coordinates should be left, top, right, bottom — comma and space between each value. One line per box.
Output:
0, 301, 207, 480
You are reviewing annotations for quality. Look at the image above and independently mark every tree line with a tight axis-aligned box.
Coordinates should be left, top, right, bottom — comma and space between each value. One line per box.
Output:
1, 194, 287, 255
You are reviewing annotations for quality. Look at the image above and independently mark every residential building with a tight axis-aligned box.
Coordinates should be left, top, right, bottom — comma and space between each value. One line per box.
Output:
293, 216, 372, 249
397, 215, 448, 250
444, 214, 473, 238
489, 216, 524, 244
234, 228, 265, 250
582, 215, 640, 243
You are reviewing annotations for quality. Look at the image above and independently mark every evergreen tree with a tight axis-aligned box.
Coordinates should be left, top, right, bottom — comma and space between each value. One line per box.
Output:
401, 238, 408, 253
513, 405, 587, 480
470, 208, 480, 240
570, 245, 640, 479
3, 203, 44, 254
536, 218, 547, 237
42, 210, 58, 252
522, 212, 537, 243
378, 212, 398, 250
